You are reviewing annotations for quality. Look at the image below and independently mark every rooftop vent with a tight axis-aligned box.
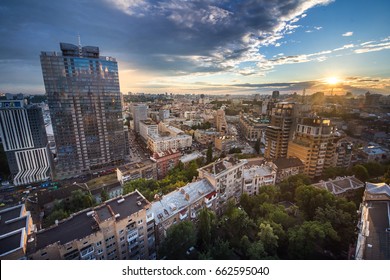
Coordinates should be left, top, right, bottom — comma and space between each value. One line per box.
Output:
137, 201, 142, 206
115, 213, 120, 219
86, 211, 95, 217
117, 198, 125, 204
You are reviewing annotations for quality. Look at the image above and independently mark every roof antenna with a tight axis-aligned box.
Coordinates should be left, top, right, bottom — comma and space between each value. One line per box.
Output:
78, 34, 82, 56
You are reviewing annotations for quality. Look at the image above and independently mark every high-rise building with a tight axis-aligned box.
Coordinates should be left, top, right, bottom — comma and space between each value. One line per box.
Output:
40, 43, 129, 179
215, 109, 227, 134
287, 117, 336, 179
264, 102, 295, 159
0, 99, 52, 186
132, 104, 148, 133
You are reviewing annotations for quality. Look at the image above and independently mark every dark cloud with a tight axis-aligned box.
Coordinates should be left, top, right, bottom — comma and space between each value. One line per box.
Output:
0, 0, 332, 93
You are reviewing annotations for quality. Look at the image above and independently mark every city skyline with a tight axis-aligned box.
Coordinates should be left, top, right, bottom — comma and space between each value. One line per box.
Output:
0, 0, 389, 95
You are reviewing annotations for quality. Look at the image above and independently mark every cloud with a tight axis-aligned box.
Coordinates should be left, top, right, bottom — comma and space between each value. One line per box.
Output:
342, 31, 353, 37
354, 41, 390, 54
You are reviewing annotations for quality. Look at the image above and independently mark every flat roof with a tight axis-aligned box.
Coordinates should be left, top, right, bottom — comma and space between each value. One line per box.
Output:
273, 157, 304, 169
34, 191, 149, 251
180, 152, 203, 163
199, 157, 246, 176
117, 160, 155, 173
363, 201, 390, 260
0, 230, 23, 256
148, 179, 215, 225
243, 165, 274, 180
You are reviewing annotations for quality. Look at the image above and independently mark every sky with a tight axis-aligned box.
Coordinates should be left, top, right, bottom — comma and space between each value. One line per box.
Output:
0, 0, 389, 96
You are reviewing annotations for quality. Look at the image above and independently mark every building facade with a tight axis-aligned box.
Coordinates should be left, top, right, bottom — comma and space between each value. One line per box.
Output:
0, 99, 52, 186
133, 104, 148, 133
243, 163, 276, 196
198, 157, 247, 214
150, 149, 181, 179
239, 114, 269, 142
116, 160, 157, 185
29, 191, 156, 260
272, 157, 304, 183
264, 102, 295, 159
215, 109, 228, 134
287, 117, 336, 179
139, 119, 158, 142
40, 43, 129, 179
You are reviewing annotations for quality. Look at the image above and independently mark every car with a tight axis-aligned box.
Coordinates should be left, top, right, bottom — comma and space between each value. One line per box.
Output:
186, 246, 195, 255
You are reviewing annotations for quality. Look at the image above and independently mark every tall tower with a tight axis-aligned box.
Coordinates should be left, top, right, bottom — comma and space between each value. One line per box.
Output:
0, 99, 52, 185
215, 109, 227, 134
40, 42, 129, 179
287, 117, 336, 179
132, 104, 148, 133
264, 102, 295, 159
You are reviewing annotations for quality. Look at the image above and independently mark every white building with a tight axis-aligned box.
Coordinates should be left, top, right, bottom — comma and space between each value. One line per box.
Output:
147, 123, 192, 153
243, 164, 276, 196
139, 119, 158, 142
132, 104, 148, 133
198, 157, 247, 214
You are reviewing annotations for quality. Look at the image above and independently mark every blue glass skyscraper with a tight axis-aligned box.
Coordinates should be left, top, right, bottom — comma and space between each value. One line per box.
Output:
40, 43, 129, 179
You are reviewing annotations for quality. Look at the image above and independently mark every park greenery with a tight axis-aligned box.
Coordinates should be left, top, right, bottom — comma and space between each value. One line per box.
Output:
159, 174, 359, 260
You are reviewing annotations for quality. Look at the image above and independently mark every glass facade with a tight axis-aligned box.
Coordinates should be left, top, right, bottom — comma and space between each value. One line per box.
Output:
40, 43, 129, 179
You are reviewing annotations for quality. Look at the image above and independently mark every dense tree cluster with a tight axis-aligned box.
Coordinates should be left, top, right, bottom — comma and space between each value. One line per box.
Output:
123, 161, 200, 202
159, 174, 358, 260
44, 190, 94, 227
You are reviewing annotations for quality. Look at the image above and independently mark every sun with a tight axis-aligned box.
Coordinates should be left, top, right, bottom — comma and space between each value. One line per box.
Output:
325, 77, 339, 85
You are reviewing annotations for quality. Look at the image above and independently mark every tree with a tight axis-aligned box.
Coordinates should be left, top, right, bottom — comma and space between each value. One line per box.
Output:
295, 185, 334, 220
351, 164, 369, 181
288, 221, 339, 259
362, 162, 386, 178
254, 139, 261, 154
159, 221, 196, 259
206, 144, 213, 164
258, 223, 278, 256
321, 167, 348, 180
209, 238, 234, 260
101, 188, 109, 202
198, 208, 216, 249
279, 174, 311, 202
45, 209, 68, 226
247, 241, 267, 259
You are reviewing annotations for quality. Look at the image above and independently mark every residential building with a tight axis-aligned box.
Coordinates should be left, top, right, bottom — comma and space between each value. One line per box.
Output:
0, 204, 34, 260
287, 117, 336, 179
198, 157, 247, 214
28, 190, 156, 260
40, 43, 129, 179
133, 104, 148, 133
272, 157, 304, 183
150, 149, 181, 179
147, 124, 192, 153
215, 109, 228, 134
360, 142, 389, 163
0, 99, 52, 186
333, 138, 353, 168
239, 113, 269, 142
180, 151, 204, 166
148, 179, 216, 245
159, 109, 170, 121
243, 163, 276, 196
264, 102, 295, 159
116, 160, 157, 185
355, 182, 390, 260
139, 119, 158, 142
194, 129, 220, 145
215, 135, 237, 152
312, 176, 364, 197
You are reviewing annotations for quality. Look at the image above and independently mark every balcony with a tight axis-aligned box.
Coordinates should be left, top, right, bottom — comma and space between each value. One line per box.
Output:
127, 229, 138, 242
146, 212, 154, 223
80, 245, 94, 259
179, 209, 188, 220
204, 191, 217, 204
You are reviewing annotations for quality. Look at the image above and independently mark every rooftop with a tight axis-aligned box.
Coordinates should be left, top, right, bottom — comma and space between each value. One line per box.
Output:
362, 201, 390, 260
312, 176, 364, 195
243, 165, 275, 180
365, 182, 390, 200
34, 190, 149, 251
117, 160, 155, 173
148, 179, 215, 225
273, 157, 304, 170
199, 157, 247, 176
151, 149, 181, 160
180, 152, 203, 163
0, 205, 30, 258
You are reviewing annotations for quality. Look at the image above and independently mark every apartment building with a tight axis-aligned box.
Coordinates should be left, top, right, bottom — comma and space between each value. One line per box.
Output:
243, 163, 277, 196
148, 179, 216, 244
150, 149, 181, 179
239, 113, 269, 142
272, 157, 304, 183
215, 135, 237, 152
215, 109, 228, 134
194, 129, 220, 145
287, 117, 336, 179
116, 160, 157, 185
198, 157, 247, 214
139, 119, 158, 142
28, 190, 156, 260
